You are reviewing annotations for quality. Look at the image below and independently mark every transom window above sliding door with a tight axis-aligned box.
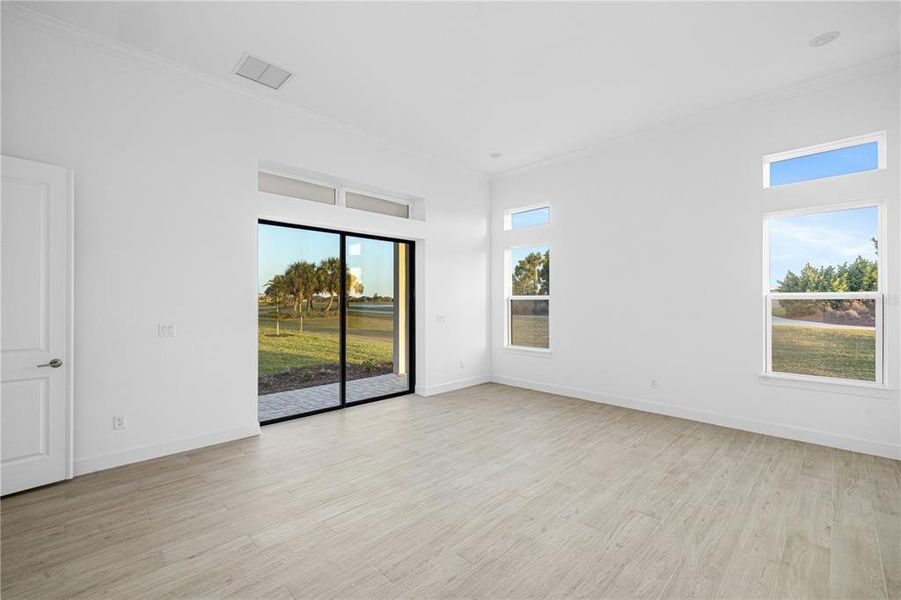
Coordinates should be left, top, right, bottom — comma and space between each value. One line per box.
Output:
257, 165, 421, 220
764, 203, 883, 385
506, 244, 550, 350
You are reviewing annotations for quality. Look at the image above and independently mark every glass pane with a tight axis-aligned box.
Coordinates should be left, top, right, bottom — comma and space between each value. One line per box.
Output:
510, 299, 549, 348
771, 298, 876, 381
510, 245, 550, 295
345, 192, 409, 219
258, 224, 341, 421
768, 206, 878, 293
258, 172, 336, 204
345, 236, 411, 402
769, 141, 879, 186
510, 206, 550, 229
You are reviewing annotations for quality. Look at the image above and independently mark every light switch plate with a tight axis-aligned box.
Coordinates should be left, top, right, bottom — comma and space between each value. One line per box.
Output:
158, 323, 177, 337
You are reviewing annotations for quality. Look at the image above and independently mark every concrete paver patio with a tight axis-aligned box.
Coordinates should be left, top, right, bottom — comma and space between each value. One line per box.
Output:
258, 373, 410, 422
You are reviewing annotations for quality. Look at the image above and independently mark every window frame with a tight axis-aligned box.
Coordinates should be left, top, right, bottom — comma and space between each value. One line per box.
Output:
762, 131, 886, 188
504, 203, 551, 231
257, 160, 422, 220
258, 170, 338, 204
505, 244, 551, 352
343, 187, 413, 219
762, 199, 886, 388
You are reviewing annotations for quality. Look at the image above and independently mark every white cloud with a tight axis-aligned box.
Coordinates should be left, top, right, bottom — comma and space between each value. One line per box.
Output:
769, 218, 876, 267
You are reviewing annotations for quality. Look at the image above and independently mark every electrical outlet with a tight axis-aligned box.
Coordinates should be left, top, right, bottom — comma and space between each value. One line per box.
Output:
158, 323, 177, 337
436, 314, 446, 324
113, 415, 126, 430
650, 379, 659, 389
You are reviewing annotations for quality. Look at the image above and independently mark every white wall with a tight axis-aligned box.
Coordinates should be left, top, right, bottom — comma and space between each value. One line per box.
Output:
491, 67, 901, 459
4, 8, 897, 477
1, 12, 490, 474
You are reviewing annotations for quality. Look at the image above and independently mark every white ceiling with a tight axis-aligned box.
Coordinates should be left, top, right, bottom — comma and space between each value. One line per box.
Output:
25, 1, 900, 175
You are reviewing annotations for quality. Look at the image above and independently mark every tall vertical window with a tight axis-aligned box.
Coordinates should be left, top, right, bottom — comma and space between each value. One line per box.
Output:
764, 204, 883, 384
506, 244, 550, 349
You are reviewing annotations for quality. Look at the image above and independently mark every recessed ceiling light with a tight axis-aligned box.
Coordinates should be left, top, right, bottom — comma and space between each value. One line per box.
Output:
809, 31, 840, 47
234, 53, 293, 90
489, 152, 503, 159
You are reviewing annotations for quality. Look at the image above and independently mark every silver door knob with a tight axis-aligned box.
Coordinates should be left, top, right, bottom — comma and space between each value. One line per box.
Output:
37, 359, 63, 368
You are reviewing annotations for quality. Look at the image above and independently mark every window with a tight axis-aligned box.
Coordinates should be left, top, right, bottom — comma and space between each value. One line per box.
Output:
505, 205, 550, 230
764, 204, 882, 384
257, 221, 414, 423
257, 163, 422, 219
506, 244, 549, 349
345, 191, 410, 219
258, 172, 336, 204
763, 132, 885, 188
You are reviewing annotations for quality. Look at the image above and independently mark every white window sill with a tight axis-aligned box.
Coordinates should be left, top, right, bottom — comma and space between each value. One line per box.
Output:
504, 345, 552, 357
758, 372, 893, 398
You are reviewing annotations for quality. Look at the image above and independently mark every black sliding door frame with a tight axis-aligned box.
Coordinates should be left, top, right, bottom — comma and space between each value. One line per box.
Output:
258, 219, 415, 425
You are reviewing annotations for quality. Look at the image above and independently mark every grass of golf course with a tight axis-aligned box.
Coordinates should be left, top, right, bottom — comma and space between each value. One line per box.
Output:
510, 315, 550, 349
260, 307, 875, 384
771, 324, 875, 381
258, 305, 394, 377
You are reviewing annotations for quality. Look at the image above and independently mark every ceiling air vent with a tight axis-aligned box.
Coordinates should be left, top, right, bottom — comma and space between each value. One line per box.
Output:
234, 53, 292, 90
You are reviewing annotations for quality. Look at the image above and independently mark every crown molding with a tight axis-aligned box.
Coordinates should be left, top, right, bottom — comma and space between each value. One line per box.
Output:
4, 2, 897, 184
492, 52, 901, 181
1, 2, 488, 181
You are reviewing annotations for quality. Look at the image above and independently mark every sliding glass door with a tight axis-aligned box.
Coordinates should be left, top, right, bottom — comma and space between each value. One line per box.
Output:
257, 220, 414, 424
345, 236, 412, 403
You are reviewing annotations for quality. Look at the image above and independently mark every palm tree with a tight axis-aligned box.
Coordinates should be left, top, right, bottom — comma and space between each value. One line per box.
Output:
347, 270, 363, 297
318, 257, 341, 313
284, 262, 303, 314
285, 261, 318, 314
264, 274, 290, 335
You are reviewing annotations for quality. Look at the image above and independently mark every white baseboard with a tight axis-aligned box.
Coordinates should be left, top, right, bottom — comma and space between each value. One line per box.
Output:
417, 375, 491, 397
74, 423, 261, 476
491, 374, 901, 460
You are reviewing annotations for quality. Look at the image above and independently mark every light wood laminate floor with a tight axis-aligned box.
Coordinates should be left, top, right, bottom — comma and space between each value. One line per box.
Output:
2, 384, 899, 599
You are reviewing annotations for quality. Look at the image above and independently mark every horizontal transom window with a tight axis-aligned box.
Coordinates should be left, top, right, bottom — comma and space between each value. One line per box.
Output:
505, 205, 550, 230
258, 172, 336, 204
763, 132, 885, 188
345, 191, 410, 219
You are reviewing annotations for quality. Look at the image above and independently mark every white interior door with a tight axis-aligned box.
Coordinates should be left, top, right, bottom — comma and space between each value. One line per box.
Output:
1, 156, 73, 495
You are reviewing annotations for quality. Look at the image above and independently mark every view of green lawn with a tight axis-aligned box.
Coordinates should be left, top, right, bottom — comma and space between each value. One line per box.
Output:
771, 324, 875, 381
511, 315, 549, 348
258, 304, 396, 393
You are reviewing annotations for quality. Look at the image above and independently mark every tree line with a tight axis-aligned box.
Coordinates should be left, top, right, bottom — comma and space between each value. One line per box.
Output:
264, 257, 364, 316
776, 239, 878, 293
512, 250, 550, 295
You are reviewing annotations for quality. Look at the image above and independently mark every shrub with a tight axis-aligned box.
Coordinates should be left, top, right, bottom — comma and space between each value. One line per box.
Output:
361, 358, 381, 373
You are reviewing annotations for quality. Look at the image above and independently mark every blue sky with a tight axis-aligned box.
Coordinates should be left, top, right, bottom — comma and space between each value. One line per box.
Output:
511, 206, 550, 229
769, 206, 877, 289
511, 244, 549, 266
258, 224, 395, 296
769, 141, 878, 186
